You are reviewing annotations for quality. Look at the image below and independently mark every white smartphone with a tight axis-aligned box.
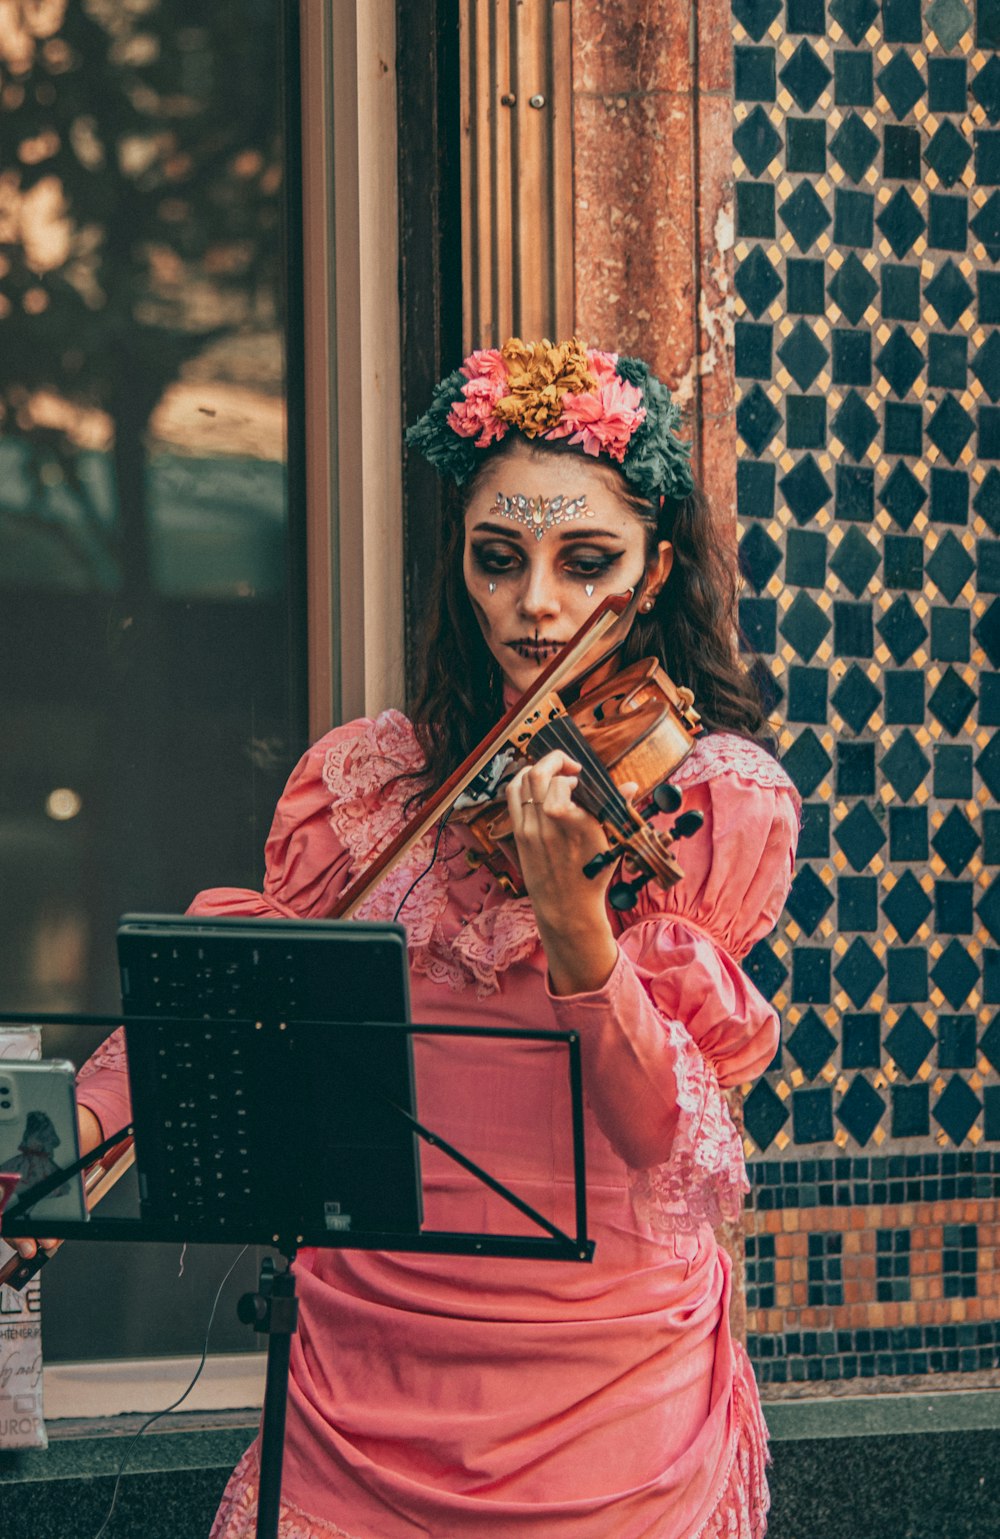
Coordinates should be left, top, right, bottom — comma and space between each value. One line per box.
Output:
0, 1060, 88, 1224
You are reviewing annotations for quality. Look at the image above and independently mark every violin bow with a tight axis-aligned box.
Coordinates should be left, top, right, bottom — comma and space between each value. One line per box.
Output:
331, 591, 633, 920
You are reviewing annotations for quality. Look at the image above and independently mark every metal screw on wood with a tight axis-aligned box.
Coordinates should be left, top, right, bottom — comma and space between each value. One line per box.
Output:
529, 94, 546, 108
500, 92, 516, 106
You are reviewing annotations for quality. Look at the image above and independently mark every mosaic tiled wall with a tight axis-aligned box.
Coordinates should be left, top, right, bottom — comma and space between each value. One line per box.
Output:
732, 0, 1000, 1388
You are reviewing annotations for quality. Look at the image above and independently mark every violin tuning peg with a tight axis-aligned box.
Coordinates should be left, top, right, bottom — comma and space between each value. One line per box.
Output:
647, 781, 682, 817
608, 874, 651, 911
583, 847, 620, 880
670, 810, 704, 840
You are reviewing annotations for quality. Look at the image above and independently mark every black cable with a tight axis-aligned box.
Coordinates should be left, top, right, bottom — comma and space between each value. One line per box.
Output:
392, 805, 455, 922
90, 1243, 250, 1539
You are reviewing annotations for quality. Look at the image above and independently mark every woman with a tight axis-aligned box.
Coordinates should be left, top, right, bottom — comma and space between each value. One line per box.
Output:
72, 339, 799, 1537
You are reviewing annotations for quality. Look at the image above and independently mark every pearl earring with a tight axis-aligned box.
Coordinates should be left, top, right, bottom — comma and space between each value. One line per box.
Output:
641, 598, 654, 613
488, 581, 497, 594
585, 583, 595, 597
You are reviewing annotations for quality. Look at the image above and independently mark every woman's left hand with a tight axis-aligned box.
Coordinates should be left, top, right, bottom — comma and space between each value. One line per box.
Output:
506, 750, 621, 994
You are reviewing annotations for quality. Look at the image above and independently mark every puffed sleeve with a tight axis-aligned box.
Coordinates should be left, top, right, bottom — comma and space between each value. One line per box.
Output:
548, 732, 799, 1235
76, 721, 374, 1136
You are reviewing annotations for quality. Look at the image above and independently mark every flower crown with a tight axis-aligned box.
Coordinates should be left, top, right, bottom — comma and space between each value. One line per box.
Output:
406, 336, 695, 505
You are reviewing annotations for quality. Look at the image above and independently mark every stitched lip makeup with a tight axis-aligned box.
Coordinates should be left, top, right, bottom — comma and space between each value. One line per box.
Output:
506, 638, 566, 662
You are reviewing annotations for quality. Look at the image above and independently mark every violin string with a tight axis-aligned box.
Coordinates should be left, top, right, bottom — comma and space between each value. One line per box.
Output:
534, 716, 636, 837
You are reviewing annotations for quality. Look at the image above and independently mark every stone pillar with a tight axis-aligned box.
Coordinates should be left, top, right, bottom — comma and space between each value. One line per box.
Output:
571, 0, 736, 520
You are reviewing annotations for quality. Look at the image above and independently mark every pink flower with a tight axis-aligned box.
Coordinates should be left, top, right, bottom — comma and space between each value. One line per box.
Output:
546, 377, 646, 461
460, 348, 509, 386
586, 349, 620, 386
447, 375, 509, 447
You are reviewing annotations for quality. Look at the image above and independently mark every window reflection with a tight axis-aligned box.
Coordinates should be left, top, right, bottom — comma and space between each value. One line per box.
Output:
0, 0, 304, 1359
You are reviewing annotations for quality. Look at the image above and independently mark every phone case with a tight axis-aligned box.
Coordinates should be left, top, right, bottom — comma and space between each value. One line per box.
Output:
0, 1060, 87, 1223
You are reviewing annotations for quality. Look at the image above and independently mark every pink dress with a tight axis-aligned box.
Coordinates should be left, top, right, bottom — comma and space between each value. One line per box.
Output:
77, 714, 799, 1539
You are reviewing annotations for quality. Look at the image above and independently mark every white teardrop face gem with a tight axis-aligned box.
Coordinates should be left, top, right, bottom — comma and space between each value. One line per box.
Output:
488, 581, 497, 594
585, 584, 595, 597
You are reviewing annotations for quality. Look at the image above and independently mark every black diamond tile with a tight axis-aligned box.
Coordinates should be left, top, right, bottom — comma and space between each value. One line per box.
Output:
740, 596, 777, 651
837, 740, 875, 794
938, 1013, 976, 1068
736, 246, 784, 318
882, 263, 921, 320
787, 393, 827, 448
833, 599, 873, 655
733, 0, 783, 40
934, 1076, 981, 1144
788, 1007, 837, 1078
876, 326, 925, 398
978, 872, 1000, 943
933, 806, 980, 876
735, 105, 784, 176
831, 662, 880, 730
925, 120, 974, 189
886, 1006, 935, 1075
889, 805, 928, 861
832, 389, 879, 459
736, 383, 781, 454
744, 937, 788, 1002
876, 187, 926, 260
780, 179, 833, 251
780, 39, 833, 112
934, 740, 972, 792
971, 191, 1000, 260
842, 1014, 880, 1068
835, 801, 886, 870
972, 333, 1000, 402
929, 667, 977, 735
880, 462, 927, 529
837, 1075, 886, 1145
932, 610, 970, 663
787, 864, 835, 934
973, 55, 1000, 124
881, 726, 931, 796
925, 259, 975, 328
829, 0, 879, 42
884, 124, 921, 180
737, 181, 777, 237
792, 947, 831, 1003
744, 1077, 790, 1151
777, 318, 829, 390
981, 1014, 1000, 1073
835, 188, 874, 247
935, 879, 973, 935
832, 328, 872, 385
974, 598, 1000, 667
977, 732, 1000, 798
888, 945, 928, 1003
977, 468, 1000, 534
883, 871, 933, 942
927, 395, 976, 464
933, 939, 979, 1008
884, 401, 923, 456
877, 50, 927, 121
927, 531, 974, 601
828, 251, 878, 324
830, 112, 880, 183
838, 875, 877, 930
835, 937, 884, 1008
830, 526, 880, 596
884, 534, 923, 589
780, 590, 832, 663
740, 522, 784, 592
782, 726, 833, 794
884, 668, 924, 723
786, 116, 827, 172
780, 455, 832, 524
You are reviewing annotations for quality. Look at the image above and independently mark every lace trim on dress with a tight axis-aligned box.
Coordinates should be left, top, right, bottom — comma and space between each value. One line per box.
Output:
627, 1007, 748, 1236
692, 1343, 770, 1539
322, 712, 540, 996
210, 1443, 367, 1539
672, 731, 797, 798
76, 1026, 127, 1081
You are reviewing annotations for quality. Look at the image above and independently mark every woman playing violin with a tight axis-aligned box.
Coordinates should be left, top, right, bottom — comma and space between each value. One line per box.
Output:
70, 338, 799, 1538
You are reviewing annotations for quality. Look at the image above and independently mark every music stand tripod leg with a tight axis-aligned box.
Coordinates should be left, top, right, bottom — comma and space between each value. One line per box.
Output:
239, 1254, 300, 1539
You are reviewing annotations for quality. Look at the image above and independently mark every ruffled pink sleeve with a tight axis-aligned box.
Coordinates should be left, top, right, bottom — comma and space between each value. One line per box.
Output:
548, 732, 799, 1235
76, 722, 374, 1136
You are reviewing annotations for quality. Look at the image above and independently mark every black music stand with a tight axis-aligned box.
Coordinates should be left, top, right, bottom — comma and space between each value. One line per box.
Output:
0, 953, 593, 1539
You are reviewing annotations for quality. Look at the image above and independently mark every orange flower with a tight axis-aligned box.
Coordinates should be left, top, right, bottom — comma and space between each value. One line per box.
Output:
494, 336, 596, 437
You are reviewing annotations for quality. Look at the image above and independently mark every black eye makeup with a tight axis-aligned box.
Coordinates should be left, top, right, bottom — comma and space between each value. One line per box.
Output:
469, 541, 625, 581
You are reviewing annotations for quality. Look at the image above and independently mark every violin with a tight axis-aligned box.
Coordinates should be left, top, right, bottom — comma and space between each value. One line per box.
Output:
330, 592, 705, 918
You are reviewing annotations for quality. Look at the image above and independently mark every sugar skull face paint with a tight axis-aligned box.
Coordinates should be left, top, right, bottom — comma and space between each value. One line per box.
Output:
493, 491, 594, 540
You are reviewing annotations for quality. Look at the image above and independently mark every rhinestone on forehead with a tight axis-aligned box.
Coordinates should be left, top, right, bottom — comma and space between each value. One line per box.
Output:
493, 492, 594, 541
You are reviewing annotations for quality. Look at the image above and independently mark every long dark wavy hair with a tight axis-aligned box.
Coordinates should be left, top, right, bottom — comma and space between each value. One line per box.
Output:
407, 436, 773, 795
